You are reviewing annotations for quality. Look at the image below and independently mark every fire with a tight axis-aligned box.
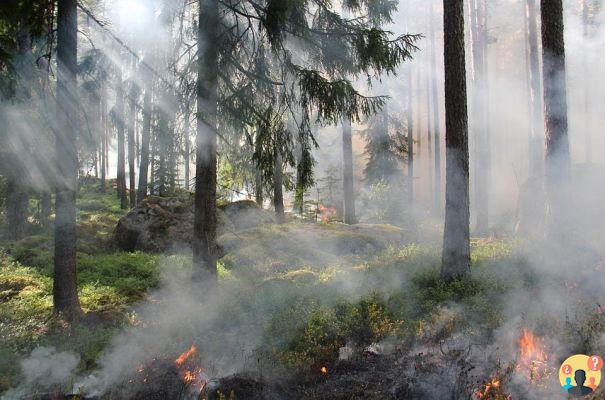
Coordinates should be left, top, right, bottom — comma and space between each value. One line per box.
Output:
517, 329, 551, 383
175, 344, 197, 366
318, 204, 337, 222
320, 366, 328, 375
474, 377, 503, 399
174, 345, 207, 393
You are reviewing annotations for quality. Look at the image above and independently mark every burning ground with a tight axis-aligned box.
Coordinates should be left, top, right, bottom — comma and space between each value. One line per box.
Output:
3, 185, 605, 399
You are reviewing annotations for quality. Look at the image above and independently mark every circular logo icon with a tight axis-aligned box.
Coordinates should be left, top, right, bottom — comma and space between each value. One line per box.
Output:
559, 354, 602, 397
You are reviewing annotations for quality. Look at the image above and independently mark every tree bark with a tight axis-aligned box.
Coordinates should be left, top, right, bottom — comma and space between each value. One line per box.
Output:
273, 146, 285, 224
193, 0, 219, 282
342, 119, 356, 224
525, 0, 543, 176
128, 73, 137, 208
441, 0, 471, 280
116, 71, 127, 209
295, 154, 304, 216
429, 4, 442, 216
541, 0, 571, 242
54, 0, 81, 318
6, 180, 29, 240
184, 114, 190, 191
40, 191, 52, 229
406, 68, 414, 202
137, 80, 152, 203
255, 168, 263, 206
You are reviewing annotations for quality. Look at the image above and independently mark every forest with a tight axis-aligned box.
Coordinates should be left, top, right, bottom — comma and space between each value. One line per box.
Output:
0, 0, 604, 398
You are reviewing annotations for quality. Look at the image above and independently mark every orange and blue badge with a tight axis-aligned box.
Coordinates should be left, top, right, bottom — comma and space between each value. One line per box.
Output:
559, 354, 603, 397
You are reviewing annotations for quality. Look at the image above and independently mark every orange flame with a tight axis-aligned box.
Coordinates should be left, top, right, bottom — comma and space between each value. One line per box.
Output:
318, 205, 337, 222
320, 366, 328, 375
175, 345, 197, 366
517, 329, 549, 382
474, 378, 500, 399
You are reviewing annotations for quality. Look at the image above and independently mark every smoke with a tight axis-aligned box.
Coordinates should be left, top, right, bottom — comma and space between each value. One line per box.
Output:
4, 0, 605, 399
1, 347, 80, 400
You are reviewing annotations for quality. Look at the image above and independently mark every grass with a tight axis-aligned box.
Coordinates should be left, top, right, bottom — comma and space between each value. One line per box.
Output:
0, 180, 552, 394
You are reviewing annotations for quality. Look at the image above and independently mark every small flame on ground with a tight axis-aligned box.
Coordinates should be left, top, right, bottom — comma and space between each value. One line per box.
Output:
318, 205, 337, 222
175, 345, 197, 366
320, 366, 328, 375
517, 329, 551, 383
474, 377, 500, 399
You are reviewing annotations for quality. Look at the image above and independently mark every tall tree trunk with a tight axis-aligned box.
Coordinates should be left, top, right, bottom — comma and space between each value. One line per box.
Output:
525, 0, 543, 176
6, 180, 29, 240
273, 146, 285, 224
295, 155, 304, 216
406, 69, 414, 202
255, 168, 263, 206
157, 110, 167, 196
429, 4, 442, 216
441, 0, 471, 280
116, 72, 127, 209
40, 191, 51, 229
150, 125, 156, 196
425, 38, 433, 198
137, 80, 152, 203
342, 119, 356, 224
541, 0, 571, 242
100, 86, 107, 193
128, 74, 137, 208
54, 0, 81, 317
184, 115, 190, 191
193, 0, 219, 282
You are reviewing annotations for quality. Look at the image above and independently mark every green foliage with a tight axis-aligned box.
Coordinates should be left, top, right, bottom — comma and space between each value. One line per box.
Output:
269, 293, 400, 368
77, 252, 160, 301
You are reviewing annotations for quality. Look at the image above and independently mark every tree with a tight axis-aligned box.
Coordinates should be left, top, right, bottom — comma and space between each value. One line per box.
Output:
54, 0, 81, 317
137, 76, 152, 203
127, 65, 138, 208
115, 69, 128, 209
342, 119, 356, 224
524, 0, 543, 176
429, 3, 442, 216
273, 144, 285, 223
406, 69, 414, 202
190, 0, 418, 280
193, 0, 219, 282
541, 0, 571, 242
441, 0, 471, 280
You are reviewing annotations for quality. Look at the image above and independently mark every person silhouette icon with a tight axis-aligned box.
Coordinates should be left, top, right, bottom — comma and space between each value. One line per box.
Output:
588, 376, 598, 391
568, 369, 594, 397
562, 377, 573, 390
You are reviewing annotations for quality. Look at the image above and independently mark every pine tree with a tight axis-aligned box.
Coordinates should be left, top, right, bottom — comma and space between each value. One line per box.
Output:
193, 0, 220, 282
441, 0, 471, 280
342, 119, 356, 224
541, 0, 571, 242
54, 0, 81, 318
524, 0, 543, 176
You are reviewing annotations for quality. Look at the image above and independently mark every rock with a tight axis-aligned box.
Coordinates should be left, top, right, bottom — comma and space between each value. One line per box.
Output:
219, 200, 276, 230
114, 197, 273, 253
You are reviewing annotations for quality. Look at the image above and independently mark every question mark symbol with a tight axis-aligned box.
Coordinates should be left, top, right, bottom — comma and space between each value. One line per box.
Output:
562, 364, 572, 374
588, 355, 603, 371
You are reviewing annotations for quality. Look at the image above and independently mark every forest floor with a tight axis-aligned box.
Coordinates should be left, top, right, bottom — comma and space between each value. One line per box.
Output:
1, 182, 605, 399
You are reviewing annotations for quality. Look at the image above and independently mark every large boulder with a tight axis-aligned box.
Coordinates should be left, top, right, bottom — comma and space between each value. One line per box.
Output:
114, 197, 273, 253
